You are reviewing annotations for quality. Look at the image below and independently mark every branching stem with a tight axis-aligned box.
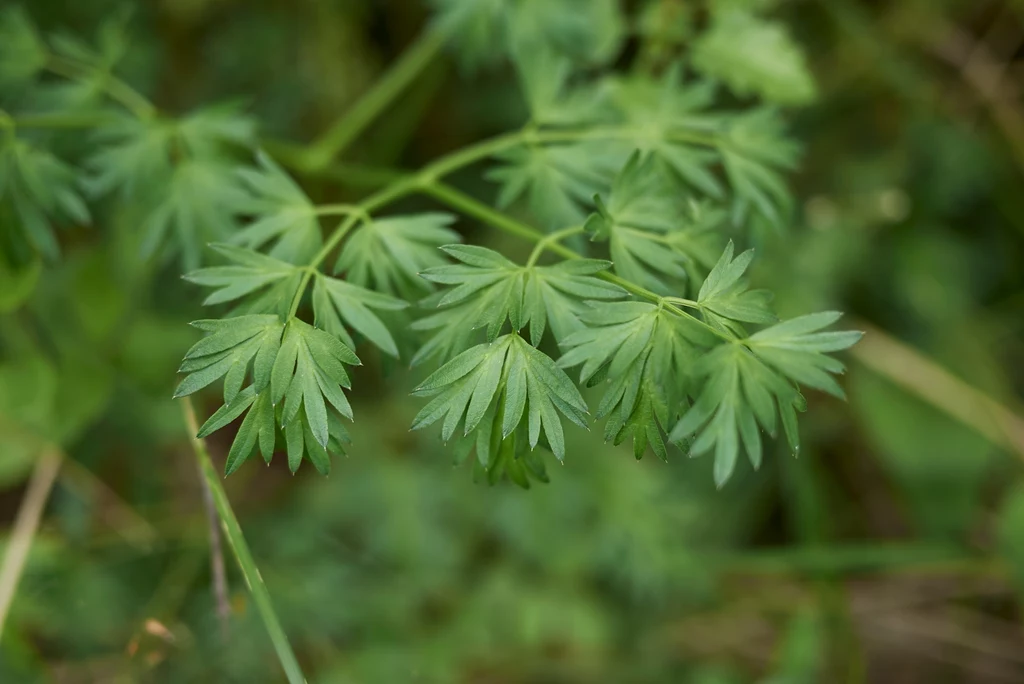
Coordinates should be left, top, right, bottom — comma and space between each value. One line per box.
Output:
303, 27, 447, 171
44, 55, 156, 119
526, 225, 585, 267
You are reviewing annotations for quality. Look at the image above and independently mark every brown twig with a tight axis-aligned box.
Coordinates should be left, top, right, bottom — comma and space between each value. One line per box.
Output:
0, 447, 62, 640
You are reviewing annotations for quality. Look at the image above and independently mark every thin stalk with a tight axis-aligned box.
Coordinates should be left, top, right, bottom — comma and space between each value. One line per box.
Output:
664, 296, 700, 309
526, 225, 585, 267
5, 112, 115, 129
181, 399, 306, 684
418, 180, 543, 242
197, 461, 231, 642
304, 27, 447, 171
279, 122, 731, 332
45, 55, 156, 119
313, 203, 360, 217
0, 446, 62, 641
419, 180, 734, 341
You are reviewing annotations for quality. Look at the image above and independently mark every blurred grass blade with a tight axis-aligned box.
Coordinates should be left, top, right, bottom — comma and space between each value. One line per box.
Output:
182, 399, 306, 684
0, 446, 61, 641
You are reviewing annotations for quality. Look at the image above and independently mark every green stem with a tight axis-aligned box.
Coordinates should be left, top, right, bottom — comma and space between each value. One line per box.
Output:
664, 296, 700, 309
303, 27, 447, 171
181, 399, 306, 684
418, 181, 542, 242
526, 225, 585, 267
419, 180, 733, 341
286, 178, 418, 318
313, 204, 360, 217
2, 112, 114, 129
280, 122, 730, 336
45, 55, 156, 119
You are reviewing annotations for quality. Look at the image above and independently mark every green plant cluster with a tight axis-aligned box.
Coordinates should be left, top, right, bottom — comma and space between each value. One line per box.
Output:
0, 1, 858, 488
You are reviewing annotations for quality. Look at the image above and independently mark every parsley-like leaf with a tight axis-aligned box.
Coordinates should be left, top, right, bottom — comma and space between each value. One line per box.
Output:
0, 138, 89, 260
412, 333, 589, 463
487, 143, 611, 229
232, 151, 322, 264
335, 213, 460, 299
312, 273, 408, 358
184, 244, 302, 316
414, 246, 624, 364
559, 301, 713, 459
692, 9, 816, 106
697, 240, 776, 332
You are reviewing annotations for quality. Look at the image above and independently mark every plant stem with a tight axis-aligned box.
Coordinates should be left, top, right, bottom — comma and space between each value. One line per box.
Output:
526, 225, 585, 266
280, 121, 731, 334
303, 27, 447, 171
181, 399, 307, 684
419, 180, 733, 340
286, 178, 418, 318
419, 180, 543, 242
4, 112, 116, 129
45, 55, 156, 119
0, 446, 62, 641
197, 458, 231, 642
313, 203, 360, 217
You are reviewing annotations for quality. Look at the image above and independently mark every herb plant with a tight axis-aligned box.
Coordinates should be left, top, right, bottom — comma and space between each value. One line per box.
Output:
0, 1, 859, 492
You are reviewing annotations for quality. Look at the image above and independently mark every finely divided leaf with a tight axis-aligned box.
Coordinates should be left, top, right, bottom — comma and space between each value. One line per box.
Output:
335, 213, 460, 299
746, 311, 863, 398
312, 273, 408, 357
697, 241, 775, 331
185, 244, 299, 310
692, 9, 816, 106
0, 138, 90, 260
232, 151, 322, 263
487, 143, 611, 229
412, 334, 588, 464
175, 315, 284, 402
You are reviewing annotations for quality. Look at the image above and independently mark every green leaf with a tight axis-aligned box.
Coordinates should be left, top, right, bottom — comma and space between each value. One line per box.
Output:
175, 314, 284, 402
608, 66, 724, 197
138, 158, 244, 271
189, 315, 357, 476
185, 244, 299, 310
0, 7, 48, 86
721, 108, 800, 225
433, 0, 624, 70
487, 143, 612, 229
669, 343, 800, 487
692, 9, 816, 106
559, 301, 711, 459
510, 43, 609, 126
746, 311, 863, 398
412, 334, 588, 464
697, 240, 776, 331
585, 152, 723, 294
312, 273, 408, 357
0, 138, 90, 261
271, 318, 359, 449
232, 151, 322, 263
88, 106, 254, 269
414, 248, 624, 364
335, 213, 460, 299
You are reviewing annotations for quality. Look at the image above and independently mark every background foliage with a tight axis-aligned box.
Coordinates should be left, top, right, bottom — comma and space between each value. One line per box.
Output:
2, 0, 1024, 682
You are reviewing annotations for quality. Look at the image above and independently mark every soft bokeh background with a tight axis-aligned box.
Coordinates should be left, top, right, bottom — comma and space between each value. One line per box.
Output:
3, 0, 1024, 682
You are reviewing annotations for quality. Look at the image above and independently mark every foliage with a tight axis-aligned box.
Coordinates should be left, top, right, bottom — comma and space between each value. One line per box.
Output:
3, 1, 1024, 683
0, 0, 859, 488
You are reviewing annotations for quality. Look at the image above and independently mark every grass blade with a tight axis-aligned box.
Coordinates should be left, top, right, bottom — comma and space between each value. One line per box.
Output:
182, 398, 306, 684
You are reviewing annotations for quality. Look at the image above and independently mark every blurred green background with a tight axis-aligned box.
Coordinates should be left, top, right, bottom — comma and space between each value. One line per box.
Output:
3, 0, 1024, 682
